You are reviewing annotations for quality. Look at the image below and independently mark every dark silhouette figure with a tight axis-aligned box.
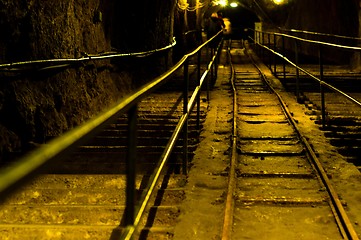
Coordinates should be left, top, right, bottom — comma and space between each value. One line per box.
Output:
205, 12, 224, 48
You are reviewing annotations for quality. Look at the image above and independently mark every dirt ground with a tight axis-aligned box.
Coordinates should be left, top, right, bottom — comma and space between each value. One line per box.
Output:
172, 49, 361, 239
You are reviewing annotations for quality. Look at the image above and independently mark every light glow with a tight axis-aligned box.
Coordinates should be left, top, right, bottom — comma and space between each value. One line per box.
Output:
213, 0, 228, 6
230, 2, 238, 7
273, 0, 285, 5
219, 0, 227, 6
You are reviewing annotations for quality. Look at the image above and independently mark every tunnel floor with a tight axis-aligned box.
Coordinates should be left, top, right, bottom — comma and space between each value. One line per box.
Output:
172, 46, 361, 240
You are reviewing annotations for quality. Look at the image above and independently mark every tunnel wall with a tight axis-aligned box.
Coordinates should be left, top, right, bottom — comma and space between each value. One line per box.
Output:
0, 0, 177, 160
283, 0, 359, 64
352, 0, 361, 70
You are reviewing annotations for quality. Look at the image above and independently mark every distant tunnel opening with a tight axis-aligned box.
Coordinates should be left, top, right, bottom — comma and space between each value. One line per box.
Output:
222, 7, 260, 40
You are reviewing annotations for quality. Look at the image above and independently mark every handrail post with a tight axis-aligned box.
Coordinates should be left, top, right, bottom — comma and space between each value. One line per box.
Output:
282, 35, 286, 80
254, 30, 257, 54
319, 44, 326, 129
256, 31, 259, 55
294, 40, 300, 101
268, 33, 271, 69
262, 32, 265, 60
214, 47, 218, 81
258, 31, 261, 55
125, 104, 138, 227
183, 59, 189, 175
197, 51, 201, 130
209, 47, 213, 101
273, 33, 277, 75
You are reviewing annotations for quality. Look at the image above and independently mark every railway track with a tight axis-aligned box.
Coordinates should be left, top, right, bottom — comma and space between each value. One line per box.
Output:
2, 38, 361, 239
0, 92, 208, 239
223, 40, 359, 239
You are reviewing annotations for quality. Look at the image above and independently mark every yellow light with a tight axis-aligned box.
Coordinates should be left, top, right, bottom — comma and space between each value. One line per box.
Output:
213, 0, 227, 6
273, 0, 285, 4
219, 0, 227, 6
230, 2, 238, 7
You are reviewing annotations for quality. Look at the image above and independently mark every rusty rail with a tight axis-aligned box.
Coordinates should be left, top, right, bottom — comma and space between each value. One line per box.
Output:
245, 36, 360, 240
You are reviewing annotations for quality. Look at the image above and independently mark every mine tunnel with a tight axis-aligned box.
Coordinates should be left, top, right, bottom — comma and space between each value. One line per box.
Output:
1, 0, 361, 239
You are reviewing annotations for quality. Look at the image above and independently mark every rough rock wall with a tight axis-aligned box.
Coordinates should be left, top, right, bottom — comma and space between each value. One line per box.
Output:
352, 0, 361, 70
283, 0, 359, 63
0, 0, 177, 160
285, 0, 358, 36
111, 1, 177, 86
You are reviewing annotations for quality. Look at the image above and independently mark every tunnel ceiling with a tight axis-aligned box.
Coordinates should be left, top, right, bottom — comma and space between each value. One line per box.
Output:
202, 0, 295, 26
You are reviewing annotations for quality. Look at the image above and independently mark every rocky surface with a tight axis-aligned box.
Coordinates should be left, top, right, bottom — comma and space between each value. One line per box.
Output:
0, 1, 177, 161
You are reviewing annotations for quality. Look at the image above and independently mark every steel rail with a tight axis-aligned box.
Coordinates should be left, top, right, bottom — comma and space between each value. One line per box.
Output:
221, 39, 237, 240
244, 44, 359, 240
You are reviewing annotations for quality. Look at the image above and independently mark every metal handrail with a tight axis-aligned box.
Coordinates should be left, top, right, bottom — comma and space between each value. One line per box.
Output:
249, 28, 361, 128
279, 27, 361, 42
0, 30, 224, 239
254, 29, 361, 51
0, 38, 177, 72
120, 31, 224, 240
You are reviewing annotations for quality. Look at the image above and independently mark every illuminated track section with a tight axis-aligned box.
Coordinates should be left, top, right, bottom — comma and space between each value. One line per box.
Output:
222, 39, 359, 240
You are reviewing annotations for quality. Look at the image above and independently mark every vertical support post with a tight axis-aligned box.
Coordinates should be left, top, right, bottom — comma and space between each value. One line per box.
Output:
254, 31, 258, 55
273, 33, 277, 75
183, 59, 189, 175
211, 47, 214, 80
319, 44, 326, 129
125, 104, 138, 227
208, 48, 213, 101
261, 32, 265, 60
294, 40, 300, 101
214, 47, 218, 82
282, 35, 286, 80
197, 51, 201, 130
255, 31, 258, 56
268, 33, 271, 69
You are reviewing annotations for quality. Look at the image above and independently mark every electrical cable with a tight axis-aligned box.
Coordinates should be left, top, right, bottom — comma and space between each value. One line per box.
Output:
0, 37, 177, 72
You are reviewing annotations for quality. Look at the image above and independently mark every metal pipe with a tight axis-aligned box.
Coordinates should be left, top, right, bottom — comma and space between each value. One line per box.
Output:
279, 27, 361, 41
254, 29, 361, 52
